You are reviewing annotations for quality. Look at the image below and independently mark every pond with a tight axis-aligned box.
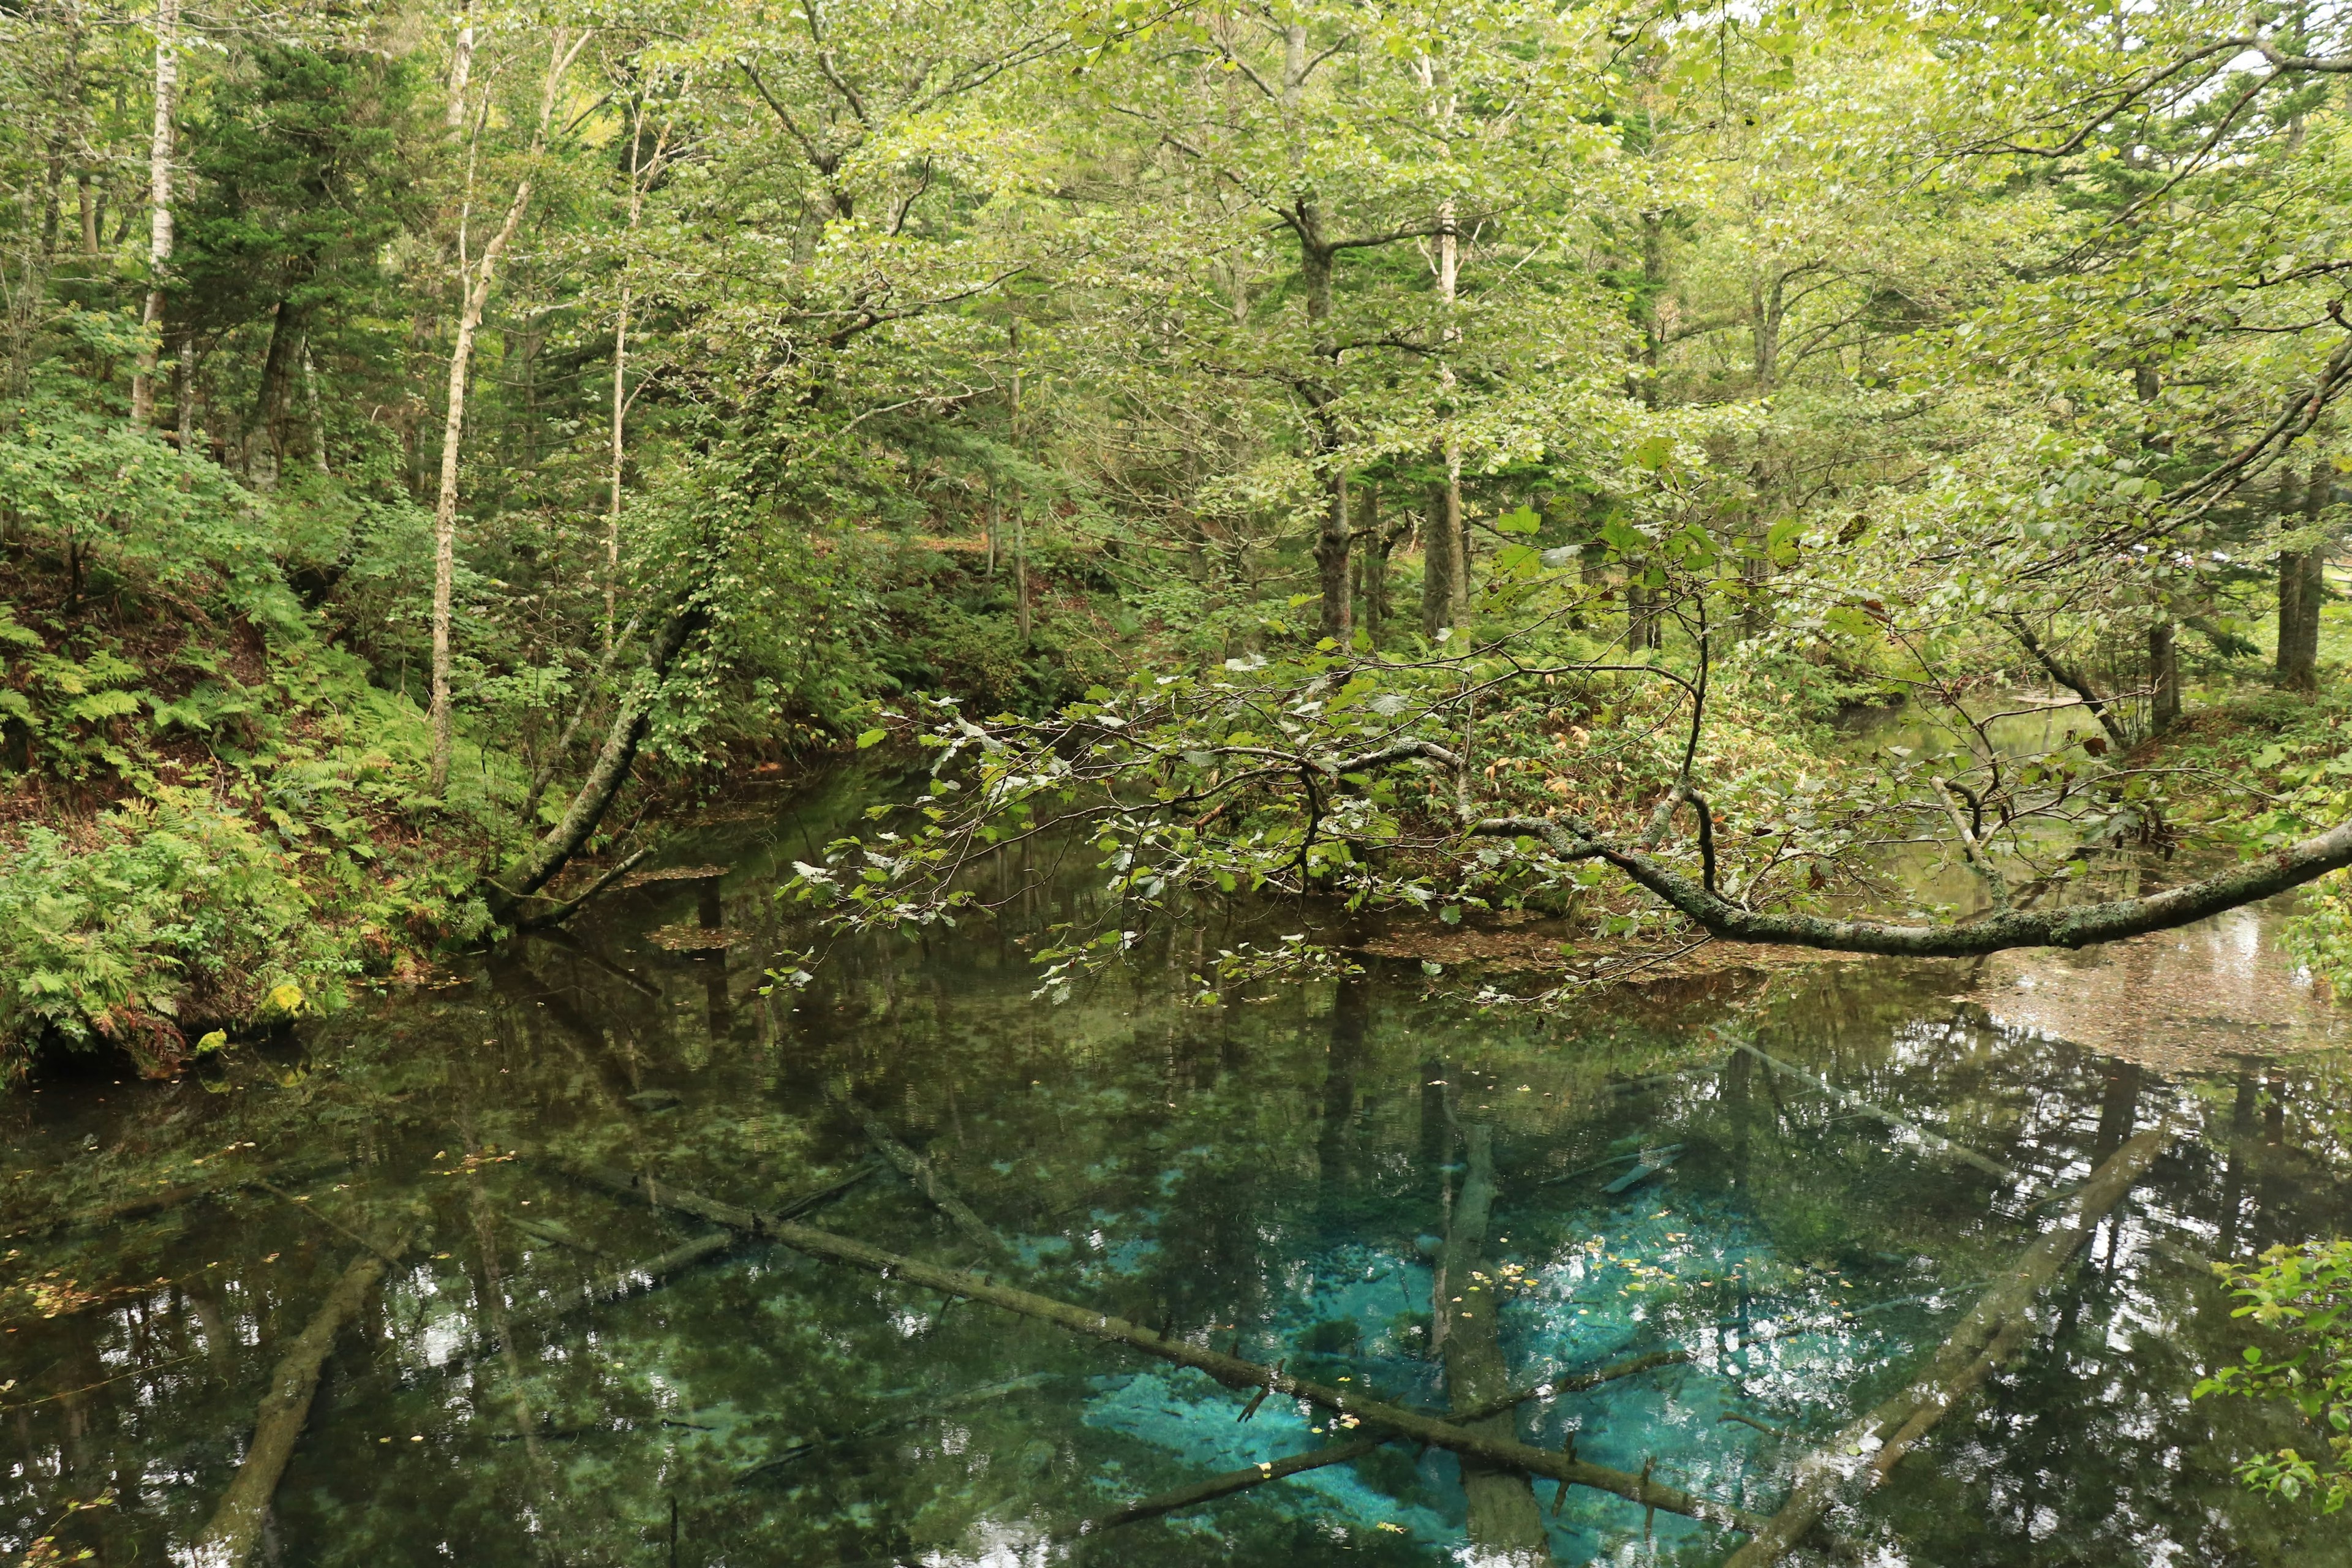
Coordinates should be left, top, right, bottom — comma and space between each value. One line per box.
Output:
3, 769, 2348, 1566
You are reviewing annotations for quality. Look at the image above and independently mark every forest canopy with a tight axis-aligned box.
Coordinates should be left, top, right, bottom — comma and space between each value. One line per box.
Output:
4, 0, 2352, 1061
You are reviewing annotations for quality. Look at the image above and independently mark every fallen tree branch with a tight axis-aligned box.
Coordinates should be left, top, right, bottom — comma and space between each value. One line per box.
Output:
1721, 1126, 2169, 1568
194, 1230, 409, 1566
567, 1163, 1767, 1535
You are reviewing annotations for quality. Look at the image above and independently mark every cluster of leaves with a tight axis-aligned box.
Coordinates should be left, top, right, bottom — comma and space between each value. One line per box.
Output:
2196, 1239, 2352, 1515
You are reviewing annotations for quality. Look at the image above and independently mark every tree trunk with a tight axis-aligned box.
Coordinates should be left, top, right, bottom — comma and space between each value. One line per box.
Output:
2278, 462, 2328, 693
2002, 614, 2128, 748
2149, 620, 2179, 732
1316, 462, 1352, 644
429, 29, 587, 796
1423, 483, 1460, 641
1434, 196, 1468, 633
194, 1235, 405, 1567
1357, 485, 1385, 639
129, 0, 179, 429
249, 299, 307, 490
608, 275, 630, 654
302, 346, 328, 473
2277, 551, 2323, 693
1750, 271, 1781, 391
487, 600, 703, 920
1014, 503, 1031, 643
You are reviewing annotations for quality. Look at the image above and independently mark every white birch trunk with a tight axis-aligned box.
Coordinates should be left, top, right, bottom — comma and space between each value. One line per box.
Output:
130, 0, 179, 429
429, 28, 590, 794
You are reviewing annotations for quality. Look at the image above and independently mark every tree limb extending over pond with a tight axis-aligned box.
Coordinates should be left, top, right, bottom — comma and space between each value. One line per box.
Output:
1469, 813, 2352, 957
792, 648, 2352, 978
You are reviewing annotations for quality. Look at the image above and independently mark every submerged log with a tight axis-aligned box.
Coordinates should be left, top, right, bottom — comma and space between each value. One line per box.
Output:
1721, 1126, 2169, 1568
1074, 1352, 1692, 1539
1442, 1123, 1550, 1559
570, 1163, 1766, 1536
1721, 1036, 2021, 1186
8, 1156, 349, 1239
194, 1232, 408, 1566
828, 1088, 1012, 1260
432, 1163, 877, 1375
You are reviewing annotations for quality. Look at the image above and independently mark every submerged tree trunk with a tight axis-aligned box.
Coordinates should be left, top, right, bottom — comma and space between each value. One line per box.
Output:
1441, 1123, 1553, 1560
1724, 1129, 2168, 1568
129, 0, 179, 429
194, 1234, 405, 1566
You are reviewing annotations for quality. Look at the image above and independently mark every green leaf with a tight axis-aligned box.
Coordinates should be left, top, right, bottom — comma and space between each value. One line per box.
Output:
856, 728, 887, 749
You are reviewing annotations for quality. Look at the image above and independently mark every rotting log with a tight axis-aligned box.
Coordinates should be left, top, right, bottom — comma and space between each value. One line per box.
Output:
193, 1232, 408, 1567
1721, 1126, 2169, 1568
827, 1088, 1012, 1260
568, 1163, 1766, 1536
1073, 1352, 1691, 1539
1717, 1033, 2021, 1186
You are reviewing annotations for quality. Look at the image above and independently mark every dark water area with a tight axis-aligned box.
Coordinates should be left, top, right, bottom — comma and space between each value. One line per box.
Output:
3, 771, 2349, 1566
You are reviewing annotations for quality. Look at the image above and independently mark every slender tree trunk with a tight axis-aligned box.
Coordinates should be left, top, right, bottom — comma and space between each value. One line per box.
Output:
607, 279, 630, 652
606, 109, 669, 655
1316, 459, 1352, 644
2149, 620, 2179, 733
2278, 462, 2329, 694
129, 0, 179, 429
303, 346, 328, 473
1413, 51, 1463, 641
445, 0, 477, 130
429, 29, 588, 796
175, 336, 195, 452
1013, 503, 1031, 643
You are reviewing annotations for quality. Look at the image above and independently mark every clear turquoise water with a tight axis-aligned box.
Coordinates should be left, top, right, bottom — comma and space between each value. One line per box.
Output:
1, 770, 2346, 1565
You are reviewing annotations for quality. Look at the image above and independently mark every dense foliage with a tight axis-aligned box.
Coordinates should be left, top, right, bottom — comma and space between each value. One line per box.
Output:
5, 0, 2352, 1523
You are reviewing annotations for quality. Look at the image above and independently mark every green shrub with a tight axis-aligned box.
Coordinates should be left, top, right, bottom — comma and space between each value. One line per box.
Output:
0, 791, 352, 1078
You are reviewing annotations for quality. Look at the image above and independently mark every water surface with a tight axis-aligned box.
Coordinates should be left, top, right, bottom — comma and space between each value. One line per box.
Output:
3, 771, 2347, 1566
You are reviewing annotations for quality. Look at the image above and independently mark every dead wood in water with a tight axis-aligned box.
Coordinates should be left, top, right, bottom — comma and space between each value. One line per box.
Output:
1071, 1352, 1690, 1540
1721, 1126, 2169, 1568
569, 1162, 1768, 1536
194, 1231, 409, 1567
1720, 1035, 2021, 1186
1442, 1123, 1551, 1559
430, 1162, 876, 1374
827, 1087, 1012, 1260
